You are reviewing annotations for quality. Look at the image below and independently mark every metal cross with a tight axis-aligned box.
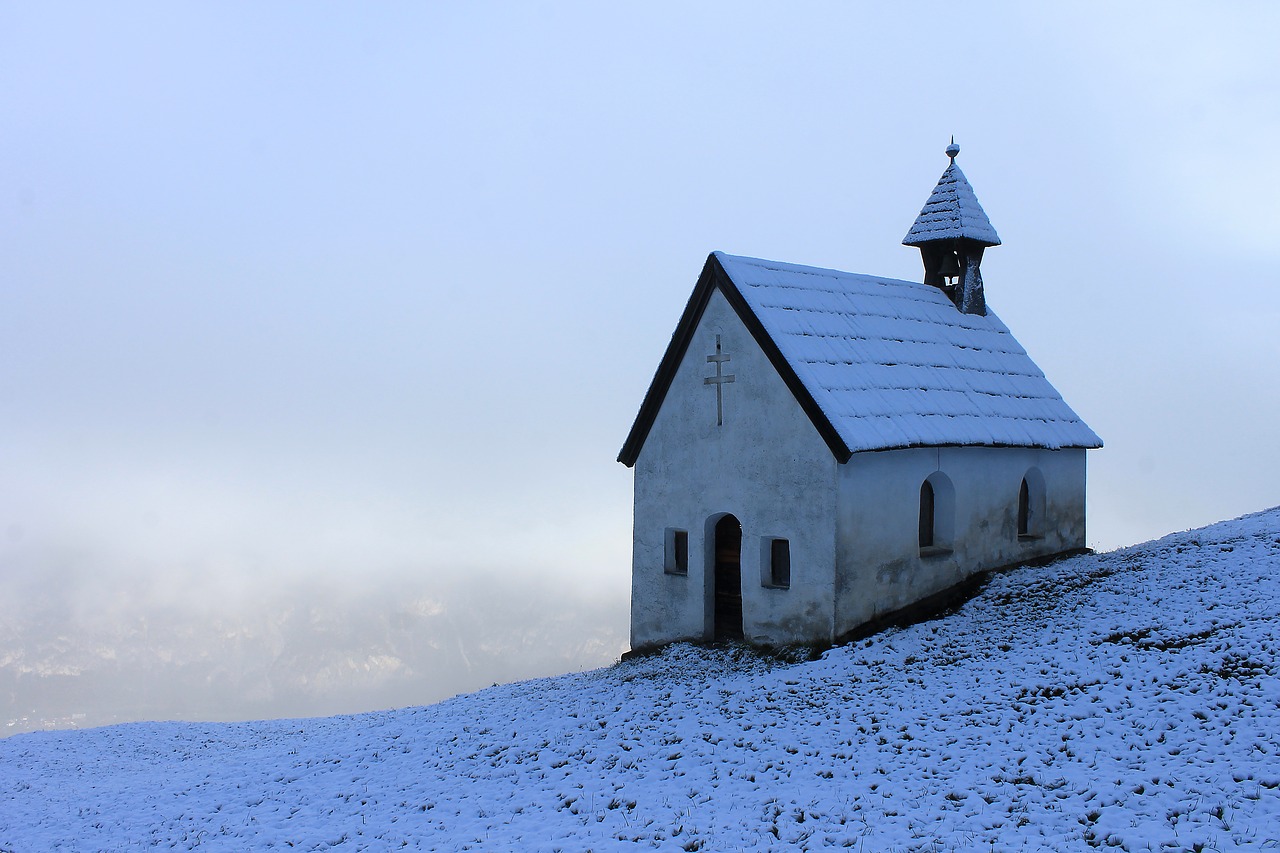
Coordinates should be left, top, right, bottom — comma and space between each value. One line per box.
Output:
703, 334, 735, 426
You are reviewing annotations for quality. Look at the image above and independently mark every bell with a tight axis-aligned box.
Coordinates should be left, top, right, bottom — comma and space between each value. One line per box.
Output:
937, 250, 961, 285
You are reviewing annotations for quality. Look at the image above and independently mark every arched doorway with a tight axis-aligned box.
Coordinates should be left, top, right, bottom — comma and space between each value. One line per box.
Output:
713, 514, 743, 641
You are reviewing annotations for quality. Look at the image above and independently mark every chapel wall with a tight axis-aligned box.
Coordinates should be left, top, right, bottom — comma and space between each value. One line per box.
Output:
833, 446, 1088, 636
630, 288, 838, 651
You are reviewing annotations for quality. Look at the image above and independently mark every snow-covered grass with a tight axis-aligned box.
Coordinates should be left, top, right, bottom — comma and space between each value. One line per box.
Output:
4, 509, 1279, 852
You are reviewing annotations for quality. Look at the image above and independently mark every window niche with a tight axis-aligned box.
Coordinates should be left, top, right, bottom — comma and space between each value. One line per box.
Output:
918, 472, 955, 557
664, 528, 689, 575
1018, 468, 1047, 541
762, 537, 791, 589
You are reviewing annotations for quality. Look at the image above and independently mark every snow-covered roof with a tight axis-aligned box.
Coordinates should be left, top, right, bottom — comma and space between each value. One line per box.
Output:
902, 161, 1002, 247
619, 252, 1100, 465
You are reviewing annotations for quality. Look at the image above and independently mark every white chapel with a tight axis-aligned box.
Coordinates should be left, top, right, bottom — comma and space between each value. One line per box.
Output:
618, 142, 1102, 651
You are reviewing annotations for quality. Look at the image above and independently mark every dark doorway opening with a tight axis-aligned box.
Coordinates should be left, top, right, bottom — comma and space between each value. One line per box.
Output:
713, 514, 743, 641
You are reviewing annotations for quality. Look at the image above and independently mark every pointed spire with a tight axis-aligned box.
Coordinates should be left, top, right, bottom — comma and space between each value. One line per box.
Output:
903, 140, 1001, 315
903, 140, 1001, 248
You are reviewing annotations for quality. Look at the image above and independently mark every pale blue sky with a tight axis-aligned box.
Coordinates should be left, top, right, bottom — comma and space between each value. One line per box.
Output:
1, 2, 1277, 714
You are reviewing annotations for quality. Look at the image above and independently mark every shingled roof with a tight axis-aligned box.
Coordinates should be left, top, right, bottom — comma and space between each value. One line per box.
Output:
902, 159, 1002, 247
618, 252, 1101, 466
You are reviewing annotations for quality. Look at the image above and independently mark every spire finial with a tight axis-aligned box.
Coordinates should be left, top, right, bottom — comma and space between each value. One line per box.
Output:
945, 136, 960, 163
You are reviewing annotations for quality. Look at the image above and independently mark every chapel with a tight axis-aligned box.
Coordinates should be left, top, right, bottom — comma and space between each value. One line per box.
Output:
618, 142, 1102, 651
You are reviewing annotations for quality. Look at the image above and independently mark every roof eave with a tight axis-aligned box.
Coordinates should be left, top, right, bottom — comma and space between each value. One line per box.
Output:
846, 438, 1104, 455
901, 233, 1001, 249
617, 255, 721, 467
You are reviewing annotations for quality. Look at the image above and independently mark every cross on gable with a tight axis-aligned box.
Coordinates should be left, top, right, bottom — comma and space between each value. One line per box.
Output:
704, 334, 735, 426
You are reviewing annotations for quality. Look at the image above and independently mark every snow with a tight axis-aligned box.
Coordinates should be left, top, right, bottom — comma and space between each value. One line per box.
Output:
902, 161, 1002, 247
4, 507, 1280, 851
716, 252, 1103, 454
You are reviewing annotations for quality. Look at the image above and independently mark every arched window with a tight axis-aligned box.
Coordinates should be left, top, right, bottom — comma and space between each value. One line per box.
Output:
919, 480, 936, 548
919, 472, 955, 555
1018, 468, 1047, 540
1017, 478, 1031, 537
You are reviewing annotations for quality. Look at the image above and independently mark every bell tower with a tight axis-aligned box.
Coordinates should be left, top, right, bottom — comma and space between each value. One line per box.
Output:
902, 140, 1001, 315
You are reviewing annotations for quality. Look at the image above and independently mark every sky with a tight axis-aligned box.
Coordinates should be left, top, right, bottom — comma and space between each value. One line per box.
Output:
1, 2, 1277, 726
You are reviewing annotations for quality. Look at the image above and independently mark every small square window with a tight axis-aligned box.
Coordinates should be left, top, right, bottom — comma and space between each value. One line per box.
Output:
768, 538, 790, 588
664, 528, 688, 575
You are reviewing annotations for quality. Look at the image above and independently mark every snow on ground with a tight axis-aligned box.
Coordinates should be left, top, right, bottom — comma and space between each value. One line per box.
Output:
3, 508, 1279, 852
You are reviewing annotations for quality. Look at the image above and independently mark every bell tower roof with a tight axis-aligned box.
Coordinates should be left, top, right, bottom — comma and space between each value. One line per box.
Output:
902, 141, 1001, 248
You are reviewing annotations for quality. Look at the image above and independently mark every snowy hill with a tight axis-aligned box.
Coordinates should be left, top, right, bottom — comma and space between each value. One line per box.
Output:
3, 509, 1279, 851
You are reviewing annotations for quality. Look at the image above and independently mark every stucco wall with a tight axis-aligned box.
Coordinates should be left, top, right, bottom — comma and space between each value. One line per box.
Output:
630, 288, 838, 650
833, 446, 1087, 636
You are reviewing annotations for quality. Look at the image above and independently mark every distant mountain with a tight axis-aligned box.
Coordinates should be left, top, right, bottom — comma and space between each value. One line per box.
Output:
4, 508, 1278, 850
1, 572, 628, 735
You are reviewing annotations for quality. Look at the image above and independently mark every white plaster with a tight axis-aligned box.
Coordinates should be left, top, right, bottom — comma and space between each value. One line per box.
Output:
630, 287, 837, 649
834, 446, 1087, 635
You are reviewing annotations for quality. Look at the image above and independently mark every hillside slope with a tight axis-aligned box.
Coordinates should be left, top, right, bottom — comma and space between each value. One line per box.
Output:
3, 509, 1279, 851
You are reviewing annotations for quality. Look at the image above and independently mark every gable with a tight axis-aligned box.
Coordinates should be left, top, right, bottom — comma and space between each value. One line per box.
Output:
618, 253, 847, 468
618, 252, 1102, 468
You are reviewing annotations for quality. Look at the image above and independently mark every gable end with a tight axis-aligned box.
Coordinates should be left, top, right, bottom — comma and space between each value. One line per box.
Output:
617, 253, 852, 468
